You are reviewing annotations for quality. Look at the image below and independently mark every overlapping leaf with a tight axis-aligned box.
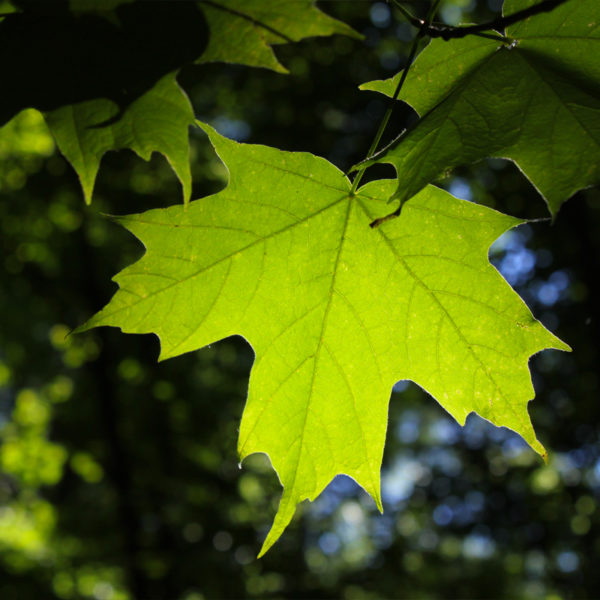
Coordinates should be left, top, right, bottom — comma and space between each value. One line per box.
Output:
0, 0, 357, 203
82, 125, 568, 554
360, 0, 600, 216
198, 0, 361, 73
44, 74, 195, 204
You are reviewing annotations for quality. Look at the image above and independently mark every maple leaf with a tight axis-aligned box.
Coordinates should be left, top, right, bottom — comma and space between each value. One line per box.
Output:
197, 0, 361, 73
44, 73, 195, 204
360, 0, 600, 216
81, 124, 569, 555
1, 0, 357, 203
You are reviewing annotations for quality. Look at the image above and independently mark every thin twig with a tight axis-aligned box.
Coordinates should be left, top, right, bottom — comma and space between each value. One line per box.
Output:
390, 1, 420, 26
350, 34, 422, 194
396, 0, 570, 40
390, 1, 508, 41
426, 0, 445, 25
351, 0, 441, 195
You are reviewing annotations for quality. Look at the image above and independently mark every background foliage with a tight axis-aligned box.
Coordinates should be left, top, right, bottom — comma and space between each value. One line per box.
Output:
1, 1, 599, 598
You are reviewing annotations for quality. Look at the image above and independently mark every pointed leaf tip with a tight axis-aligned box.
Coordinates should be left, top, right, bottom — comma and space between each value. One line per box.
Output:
257, 491, 297, 558
46, 73, 194, 205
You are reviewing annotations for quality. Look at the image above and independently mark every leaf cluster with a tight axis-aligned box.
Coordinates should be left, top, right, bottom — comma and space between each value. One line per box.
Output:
1, 0, 598, 557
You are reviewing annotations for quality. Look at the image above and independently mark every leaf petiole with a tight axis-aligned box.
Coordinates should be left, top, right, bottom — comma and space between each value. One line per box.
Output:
350, 0, 442, 196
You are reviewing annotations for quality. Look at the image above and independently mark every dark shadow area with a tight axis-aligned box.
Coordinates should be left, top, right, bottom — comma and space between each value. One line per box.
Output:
0, 1, 208, 124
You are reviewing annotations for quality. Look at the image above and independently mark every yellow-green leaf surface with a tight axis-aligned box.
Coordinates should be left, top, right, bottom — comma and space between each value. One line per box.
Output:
360, 0, 600, 216
45, 73, 194, 204
197, 0, 361, 73
82, 124, 568, 555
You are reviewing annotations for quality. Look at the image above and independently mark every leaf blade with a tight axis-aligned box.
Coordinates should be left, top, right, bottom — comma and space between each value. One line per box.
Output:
360, 0, 600, 215
45, 73, 194, 204
83, 125, 569, 554
198, 0, 361, 72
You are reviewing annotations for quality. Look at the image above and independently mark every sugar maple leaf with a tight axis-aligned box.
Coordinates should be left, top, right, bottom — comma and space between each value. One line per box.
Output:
45, 73, 194, 204
81, 124, 568, 555
198, 0, 361, 73
2, 0, 357, 203
360, 0, 600, 216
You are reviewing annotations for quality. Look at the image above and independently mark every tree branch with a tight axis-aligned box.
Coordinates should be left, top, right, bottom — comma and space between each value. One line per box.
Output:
392, 0, 570, 40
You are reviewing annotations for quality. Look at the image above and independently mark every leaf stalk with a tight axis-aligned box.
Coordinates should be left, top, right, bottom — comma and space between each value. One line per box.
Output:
351, 0, 442, 196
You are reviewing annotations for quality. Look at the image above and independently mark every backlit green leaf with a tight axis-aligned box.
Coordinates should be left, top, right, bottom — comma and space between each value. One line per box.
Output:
1, 1, 357, 203
45, 73, 194, 204
81, 124, 568, 555
360, 0, 600, 216
197, 0, 361, 73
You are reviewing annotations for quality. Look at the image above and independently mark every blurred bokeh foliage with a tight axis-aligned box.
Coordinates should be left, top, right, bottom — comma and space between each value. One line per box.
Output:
1, 1, 599, 598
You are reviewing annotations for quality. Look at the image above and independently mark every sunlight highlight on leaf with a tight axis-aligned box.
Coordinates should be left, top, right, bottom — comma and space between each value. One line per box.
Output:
81, 125, 568, 554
